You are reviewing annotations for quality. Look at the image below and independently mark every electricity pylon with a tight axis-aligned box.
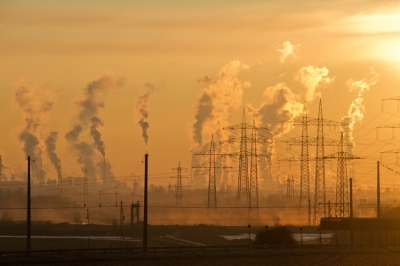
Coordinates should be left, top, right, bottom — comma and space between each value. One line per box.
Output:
170, 162, 188, 206
381, 96, 400, 111
84, 169, 88, 207
249, 119, 259, 217
377, 96, 400, 138
287, 99, 344, 223
57, 163, 62, 199
324, 132, 361, 217
223, 109, 270, 207
193, 135, 232, 210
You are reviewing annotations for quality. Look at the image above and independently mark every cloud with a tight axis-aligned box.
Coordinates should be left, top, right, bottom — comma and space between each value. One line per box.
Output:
277, 41, 301, 63
295, 66, 334, 102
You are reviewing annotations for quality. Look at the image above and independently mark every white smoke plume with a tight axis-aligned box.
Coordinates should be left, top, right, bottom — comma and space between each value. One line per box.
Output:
192, 60, 250, 149
134, 83, 154, 146
341, 70, 379, 152
191, 60, 250, 188
247, 83, 303, 136
65, 74, 124, 181
45, 131, 61, 176
277, 41, 301, 63
15, 82, 52, 183
296, 66, 334, 102
247, 83, 303, 183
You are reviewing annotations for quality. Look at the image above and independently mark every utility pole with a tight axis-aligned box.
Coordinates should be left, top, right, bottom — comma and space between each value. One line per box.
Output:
27, 156, 31, 255
120, 201, 124, 231
350, 178, 354, 246
0, 155, 3, 181
377, 161, 380, 218
143, 153, 148, 251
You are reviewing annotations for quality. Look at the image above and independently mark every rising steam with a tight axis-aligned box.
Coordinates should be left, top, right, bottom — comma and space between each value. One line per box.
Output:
45, 131, 61, 176
65, 74, 124, 181
192, 60, 250, 148
135, 83, 154, 146
341, 70, 380, 152
296, 66, 333, 102
277, 41, 301, 63
15, 82, 52, 183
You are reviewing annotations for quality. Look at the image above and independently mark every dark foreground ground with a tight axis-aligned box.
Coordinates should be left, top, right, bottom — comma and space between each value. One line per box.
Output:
3, 250, 400, 266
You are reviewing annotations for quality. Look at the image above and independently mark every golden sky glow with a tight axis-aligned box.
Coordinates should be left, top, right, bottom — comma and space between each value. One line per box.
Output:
1, 0, 400, 194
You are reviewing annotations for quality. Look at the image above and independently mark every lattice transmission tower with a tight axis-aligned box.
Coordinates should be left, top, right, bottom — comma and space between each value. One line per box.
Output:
193, 135, 232, 210
287, 99, 343, 223
171, 162, 188, 206
324, 132, 361, 217
223, 110, 269, 207
84, 169, 88, 207
249, 119, 259, 217
377, 96, 400, 138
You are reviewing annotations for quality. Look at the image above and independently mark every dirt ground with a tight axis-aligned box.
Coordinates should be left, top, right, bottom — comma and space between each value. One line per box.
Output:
4, 250, 400, 266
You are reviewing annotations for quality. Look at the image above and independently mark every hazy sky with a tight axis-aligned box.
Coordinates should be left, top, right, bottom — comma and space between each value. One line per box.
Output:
1, 0, 400, 192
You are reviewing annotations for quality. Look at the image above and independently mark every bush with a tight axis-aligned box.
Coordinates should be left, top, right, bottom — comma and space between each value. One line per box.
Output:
254, 226, 297, 246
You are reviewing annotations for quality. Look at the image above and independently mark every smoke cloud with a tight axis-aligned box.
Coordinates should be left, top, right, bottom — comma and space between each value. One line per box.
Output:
341, 70, 379, 152
90, 117, 105, 157
65, 74, 124, 181
277, 41, 301, 63
192, 60, 250, 148
45, 131, 61, 176
15, 83, 52, 183
135, 83, 154, 146
247, 83, 303, 184
295, 66, 333, 102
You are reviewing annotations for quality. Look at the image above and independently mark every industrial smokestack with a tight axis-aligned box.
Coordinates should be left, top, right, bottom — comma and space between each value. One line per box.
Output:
15, 83, 52, 183
135, 83, 154, 146
45, 131, 61, 176
65, 74, 123, 181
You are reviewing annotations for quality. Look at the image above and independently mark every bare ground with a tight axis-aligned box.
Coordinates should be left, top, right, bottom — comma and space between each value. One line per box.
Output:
3, 250, 400, 266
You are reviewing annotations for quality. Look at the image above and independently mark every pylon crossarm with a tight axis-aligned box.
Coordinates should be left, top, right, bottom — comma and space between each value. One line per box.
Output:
381, 148, 400, 154
291, 117, 346, 127
323, 152, 362, 160
377, 123, 400, 129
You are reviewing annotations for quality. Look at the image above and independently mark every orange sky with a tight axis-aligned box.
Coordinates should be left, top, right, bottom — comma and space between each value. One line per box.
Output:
1, 0, 400, 194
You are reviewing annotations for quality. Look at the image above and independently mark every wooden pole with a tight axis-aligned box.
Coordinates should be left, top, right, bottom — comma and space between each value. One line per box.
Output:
27, 156, 31, 255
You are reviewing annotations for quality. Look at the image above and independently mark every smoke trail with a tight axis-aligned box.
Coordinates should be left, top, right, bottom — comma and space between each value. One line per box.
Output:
191, 60, 250, 189
192, 60, 250, 148
90, 117, 105, 157
15, 83, 52, 183
277, 41, 300, 63
134, 83, 154, 146
65, 74, 124, 181
341, 70, 379, 152
247, 83, 303, 184
247, 83, 303, 136
295, 66, 333, 102
45, 131, 61, 176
